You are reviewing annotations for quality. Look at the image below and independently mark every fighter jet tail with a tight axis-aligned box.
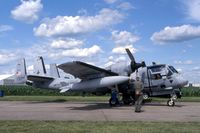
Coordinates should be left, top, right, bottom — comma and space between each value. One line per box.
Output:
33, 56, 47, 76
50, 64, 60, 78
14, 58, 27, 84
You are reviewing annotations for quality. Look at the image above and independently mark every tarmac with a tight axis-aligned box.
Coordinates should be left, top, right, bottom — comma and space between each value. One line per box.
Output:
0, 101, 200, 121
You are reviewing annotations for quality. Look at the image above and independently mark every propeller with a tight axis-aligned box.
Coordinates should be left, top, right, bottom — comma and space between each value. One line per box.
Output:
125, 48, 146, 73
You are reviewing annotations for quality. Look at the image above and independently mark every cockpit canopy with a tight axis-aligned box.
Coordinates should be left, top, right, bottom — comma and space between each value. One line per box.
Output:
148, 65, 179, 80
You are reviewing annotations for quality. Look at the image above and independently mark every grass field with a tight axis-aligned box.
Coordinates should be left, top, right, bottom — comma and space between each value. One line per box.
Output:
0, 121, 199, 133
0, 96, 200, 102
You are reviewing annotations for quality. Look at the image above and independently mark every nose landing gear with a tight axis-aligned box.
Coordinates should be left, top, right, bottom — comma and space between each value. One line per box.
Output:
167, 93, 177, 107
167, 99, 175, 106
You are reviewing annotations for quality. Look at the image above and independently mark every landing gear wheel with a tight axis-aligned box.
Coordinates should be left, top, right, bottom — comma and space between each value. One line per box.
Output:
109, 98, 119, 106
143, 93, 149, 100
167, 100, 175, 107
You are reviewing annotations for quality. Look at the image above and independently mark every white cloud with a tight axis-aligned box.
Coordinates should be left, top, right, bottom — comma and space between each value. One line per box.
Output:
34, 8, 123, 37
112, 45, 136, 54
0, 52, 17, 65
27, 65, 34, 72
112, 30, 139, 46
176, 68, 182, 73
0, 25, 13, 32
111, 30, 139, 54
182, 0, 200, 22
151, 25, 200, 44
192, 67, 200, 71
174, 60, 193, 65
104, 0, 117, 4
117, 2, 134, 10
49, 45, 102, 58
11, 0, 43, 23
50, 38, 84, 49
104, 55, 127, 68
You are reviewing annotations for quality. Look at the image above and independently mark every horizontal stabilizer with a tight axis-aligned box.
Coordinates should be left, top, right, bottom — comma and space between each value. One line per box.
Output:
27, 75, 54, 82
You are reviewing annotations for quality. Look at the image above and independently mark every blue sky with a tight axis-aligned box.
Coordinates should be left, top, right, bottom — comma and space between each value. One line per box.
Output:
0, 0, 200, 83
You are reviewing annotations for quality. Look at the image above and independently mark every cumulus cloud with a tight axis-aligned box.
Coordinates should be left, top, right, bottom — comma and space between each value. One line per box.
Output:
0, 25, 13, 32
192, 67, 200, 71
117, 2, 134, 10
174, 60, 193, 65
112, 45, 136, 54
151, 25, 200, 44
49, 45, 102, 58
34, 8, 123, 37
0, 52, 17, 65
112, 30, 139, 46
11, 0, 43, 23
182, 0, 200, 22
50, 38, 84, 49
111, 30, 139, 54
104, 0, 117, 4
104, 55, 127, 68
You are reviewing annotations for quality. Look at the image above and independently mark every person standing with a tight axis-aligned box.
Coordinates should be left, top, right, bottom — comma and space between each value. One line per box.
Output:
134, 76, 144, 112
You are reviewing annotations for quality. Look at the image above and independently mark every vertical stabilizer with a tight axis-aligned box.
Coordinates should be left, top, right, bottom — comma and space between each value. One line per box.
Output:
15, 58, 27, 84
33, 56, 46, 75
50, 64, 60, 78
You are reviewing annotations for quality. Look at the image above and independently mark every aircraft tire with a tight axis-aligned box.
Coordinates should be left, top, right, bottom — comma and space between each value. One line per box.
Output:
167, 100, 175, 107
143, 93, 149, 100
109, 98, 119, 106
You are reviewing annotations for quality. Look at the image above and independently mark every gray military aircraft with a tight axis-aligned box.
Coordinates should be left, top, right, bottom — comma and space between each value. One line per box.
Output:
15, 57, 129, 94
58, 49, 188, 106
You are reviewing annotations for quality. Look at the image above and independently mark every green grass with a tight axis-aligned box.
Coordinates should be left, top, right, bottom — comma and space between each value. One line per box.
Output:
0, 121, 199, 133
0, 96, 200, 102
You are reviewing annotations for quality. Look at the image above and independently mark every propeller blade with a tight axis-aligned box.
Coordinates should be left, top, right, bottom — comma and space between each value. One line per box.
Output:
125, 48, 135, 63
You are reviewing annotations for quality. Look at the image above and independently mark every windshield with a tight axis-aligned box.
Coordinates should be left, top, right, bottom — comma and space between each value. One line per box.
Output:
168, 66, 178, 73
149, 65, 165, 73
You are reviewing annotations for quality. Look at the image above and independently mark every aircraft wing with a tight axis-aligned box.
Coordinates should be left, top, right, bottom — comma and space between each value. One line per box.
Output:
27, 75, 54, 82
58, 61, 118, 80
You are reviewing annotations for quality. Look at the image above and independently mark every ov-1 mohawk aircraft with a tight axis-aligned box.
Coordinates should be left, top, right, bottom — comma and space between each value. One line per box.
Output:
58, 49, 188, 106
15, 48, 188, 107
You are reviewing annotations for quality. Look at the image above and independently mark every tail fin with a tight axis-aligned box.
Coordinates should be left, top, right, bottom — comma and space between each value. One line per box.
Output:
15, 58, 27, 84
33, 56, 46, 75
50, 64, 60, 78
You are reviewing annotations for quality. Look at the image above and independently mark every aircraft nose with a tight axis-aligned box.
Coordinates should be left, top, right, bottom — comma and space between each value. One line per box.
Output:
179, 79, 188, 87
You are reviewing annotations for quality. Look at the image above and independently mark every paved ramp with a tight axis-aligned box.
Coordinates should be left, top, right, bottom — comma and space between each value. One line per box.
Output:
0, 101, 199, 121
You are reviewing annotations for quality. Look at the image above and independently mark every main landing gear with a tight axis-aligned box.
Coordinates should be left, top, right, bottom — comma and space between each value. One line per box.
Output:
109, 90, 119, 107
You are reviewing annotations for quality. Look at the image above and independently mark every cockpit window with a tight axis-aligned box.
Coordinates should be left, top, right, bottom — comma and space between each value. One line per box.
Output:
149, 65, 165, 73
169, 66, 178, 73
